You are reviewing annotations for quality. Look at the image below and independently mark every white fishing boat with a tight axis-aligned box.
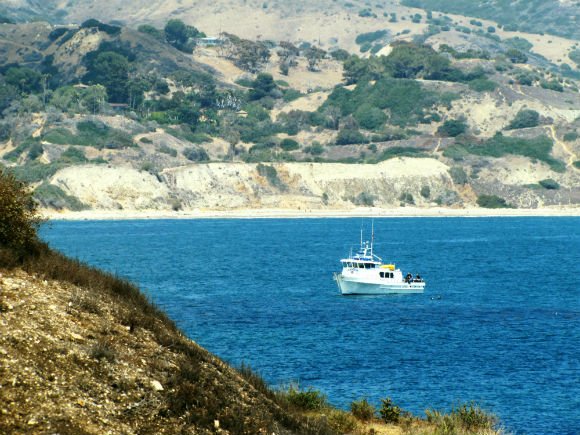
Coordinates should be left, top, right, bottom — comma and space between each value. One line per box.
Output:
334, 226, 425, 295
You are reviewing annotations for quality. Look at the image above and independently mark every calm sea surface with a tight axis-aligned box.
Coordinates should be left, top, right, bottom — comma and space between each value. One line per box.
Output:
41, 218, 580, 434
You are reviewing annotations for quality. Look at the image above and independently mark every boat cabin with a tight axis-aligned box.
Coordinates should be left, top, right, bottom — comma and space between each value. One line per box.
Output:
340, 259, 379, 269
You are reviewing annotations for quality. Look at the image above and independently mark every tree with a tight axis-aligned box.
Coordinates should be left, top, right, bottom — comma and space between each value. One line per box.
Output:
278, 41, 299, 75
4, 67, 43, 94
384, 42, 451, 79
249, 73, 276, 100
229, 38, 271, 72
0, 84, 19, 113
84, 51, 129, 103
304, 46, 326, 72
0, 169, 42, 259
165, 19, 189, 47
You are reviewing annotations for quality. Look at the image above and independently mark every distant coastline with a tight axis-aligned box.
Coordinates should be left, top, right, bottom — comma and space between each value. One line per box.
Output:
42, 205, 580, 220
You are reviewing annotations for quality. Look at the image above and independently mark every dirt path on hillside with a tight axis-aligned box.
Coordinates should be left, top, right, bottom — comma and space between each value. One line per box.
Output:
546, 124, 579, 171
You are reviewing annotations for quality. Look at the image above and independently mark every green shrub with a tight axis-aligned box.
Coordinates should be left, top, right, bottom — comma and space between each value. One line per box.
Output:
350, 398, 376, 422
183, 147, 209, 162
465, 133, 564, 172
353, 192, 376, 206
34, 182, 87, 211
26, 143, 44, 161
10, 162, 64, 184
574, 161, 580, 169
539, 178, 560, 190
379, 397, 401, 424
256, 163, 287, 191
3, 140, 38, 162
563, 131, 578, 142
377, 146, 426, 161
449, 166, 468, 185
304, 143, 324, 155
140, 137, 153, 144
477, 194, 511, 208
354, 104, 387, 130
335, 128, 367, 145
420, 185, 431, 198
81, 19, 121, 36
328, 410, 359, 433
159, 144, 178, 157
60, 147, 88, 164
355, 30, 389, 45
468, 78, 498, 92
506, 48, 527, 63
284, 385, 327, 411
442, 144, 468, 161
453, 402, 497, 431
437, 119, 467, 137
541, 80, 564, 92
0, 170, 42, 259
42, 121, 134, 150
399, 192, 415, 205
280, 138, 299, 151
506, 109, 540, 130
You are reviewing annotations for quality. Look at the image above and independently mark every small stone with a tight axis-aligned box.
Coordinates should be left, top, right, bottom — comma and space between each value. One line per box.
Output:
214, 420, 220, 429
150, 380, 164, 391
27, 418, 37, 425
70, 333, 84, 341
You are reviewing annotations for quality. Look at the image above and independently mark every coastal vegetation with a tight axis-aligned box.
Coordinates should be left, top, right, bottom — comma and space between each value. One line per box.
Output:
0, 7, 578, 212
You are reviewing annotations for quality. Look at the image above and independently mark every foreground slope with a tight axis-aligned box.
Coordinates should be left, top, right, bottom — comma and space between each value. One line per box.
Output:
0, 266, 309, 434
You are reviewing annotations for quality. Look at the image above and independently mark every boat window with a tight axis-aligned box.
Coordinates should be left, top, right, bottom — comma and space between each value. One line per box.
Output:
390, 272, 394, 278
380, 272, 384, 278
365, 263, 371, 269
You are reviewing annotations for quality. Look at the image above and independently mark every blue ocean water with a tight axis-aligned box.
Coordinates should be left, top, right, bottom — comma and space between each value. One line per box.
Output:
41, 218, 580, 435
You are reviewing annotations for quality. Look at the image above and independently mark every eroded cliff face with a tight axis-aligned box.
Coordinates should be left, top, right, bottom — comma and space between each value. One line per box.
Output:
49, 158, 456, 212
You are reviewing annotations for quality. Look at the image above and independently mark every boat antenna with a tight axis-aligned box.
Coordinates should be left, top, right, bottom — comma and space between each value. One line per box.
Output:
371, 219, 374, 257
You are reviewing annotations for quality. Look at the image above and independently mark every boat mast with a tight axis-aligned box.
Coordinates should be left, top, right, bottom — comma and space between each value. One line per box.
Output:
371, 219, 374, 258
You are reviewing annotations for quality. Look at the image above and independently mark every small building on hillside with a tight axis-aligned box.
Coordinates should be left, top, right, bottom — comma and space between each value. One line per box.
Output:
198, 37, 225, 47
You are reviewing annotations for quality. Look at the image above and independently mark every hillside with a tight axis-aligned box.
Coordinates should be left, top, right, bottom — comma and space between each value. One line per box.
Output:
1, 268, 304, 434
1, 3, 580, 215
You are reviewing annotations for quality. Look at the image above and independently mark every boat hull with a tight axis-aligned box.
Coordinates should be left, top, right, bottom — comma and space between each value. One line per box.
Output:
335, 273, 425, 295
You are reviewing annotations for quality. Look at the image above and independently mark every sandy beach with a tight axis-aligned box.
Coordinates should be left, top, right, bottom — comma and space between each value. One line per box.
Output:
41, 206, 580, 221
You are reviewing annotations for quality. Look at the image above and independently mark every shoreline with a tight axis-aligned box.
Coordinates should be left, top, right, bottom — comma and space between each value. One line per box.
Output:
41, 206, 580, 220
